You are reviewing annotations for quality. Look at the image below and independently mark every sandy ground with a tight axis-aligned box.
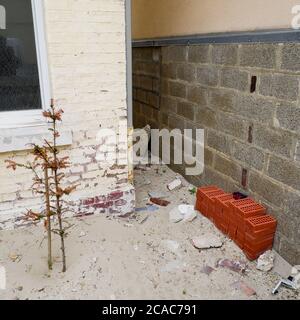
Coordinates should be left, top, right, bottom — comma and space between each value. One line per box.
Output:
0, 164, 299, 300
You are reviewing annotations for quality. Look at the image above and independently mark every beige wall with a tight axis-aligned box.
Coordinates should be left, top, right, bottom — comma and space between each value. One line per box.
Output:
132, 0, 298, 39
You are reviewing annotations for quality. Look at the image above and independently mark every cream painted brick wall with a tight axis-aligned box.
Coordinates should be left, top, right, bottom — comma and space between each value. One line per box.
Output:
0, 0, 133, 228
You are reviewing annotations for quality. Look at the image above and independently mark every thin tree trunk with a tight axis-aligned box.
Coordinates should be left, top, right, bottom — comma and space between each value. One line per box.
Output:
44, 165, 53, 270
52, 110, 67, 272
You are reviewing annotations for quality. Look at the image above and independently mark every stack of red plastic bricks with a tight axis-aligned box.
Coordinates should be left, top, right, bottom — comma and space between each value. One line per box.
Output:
195, 186, 277, 260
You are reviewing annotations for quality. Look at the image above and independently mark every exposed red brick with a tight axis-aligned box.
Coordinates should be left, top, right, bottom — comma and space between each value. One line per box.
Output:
108, 191, 124, 201
115, 199, 127, 207
82, 198, 95, 206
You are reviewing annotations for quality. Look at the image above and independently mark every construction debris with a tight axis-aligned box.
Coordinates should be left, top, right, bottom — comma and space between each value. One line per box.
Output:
217, 259, 247, 273
135, 177, 151, 188
192, 234, 223, 250
188, 186, 197, 195
232, 280, 256, 297
169, 205, 198, 223
291, 265, 300, 276
294, 273, 300, 289
161, 240, 180, 254
160, 260, 185, 273
201, 265, 215, 275
139, 215, 149, 224
79, 231, 87, 238
257, 250, 275, 272
179, 205, 198, 222
167, 178, 182, 191
9, 253, 22, 263
272, 276, 299, 294
169, 207, 185, 223
135, 205, 159, 212
150, 198, 170, 207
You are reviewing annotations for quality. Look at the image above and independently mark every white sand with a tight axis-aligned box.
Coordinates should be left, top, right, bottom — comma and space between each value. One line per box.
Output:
0, 164, 298, 300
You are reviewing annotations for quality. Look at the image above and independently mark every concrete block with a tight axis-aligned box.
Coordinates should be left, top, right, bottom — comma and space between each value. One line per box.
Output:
160, 96, 177, 113
197, 66, 219, 87
195, 106, 217, 129
268, 155, 300, 190
162, 63, 177, 79
188, 45, 210, 63
167, 46, 187, 62
211, 44, 238, 65
216, 112, 248, 140
276, 102, 300, 133
220, 68, 249, 91
168, 114, 185, 131
252, 125, 294, 158
169, 81, 187, 99
207, 130, 230, 154
231, 140, 265, 170
235, 95, 275, 123
188, 85, 208, 105
177, 63, 196, 82
248, 171, 285, 208
281, 44, 300, 72
209, 89, 236, 112
214, 154, 242, 182
259, 73, 299, 101
279, 237, 300, 265
240, 44, 277, 69
177, 101, 195, 121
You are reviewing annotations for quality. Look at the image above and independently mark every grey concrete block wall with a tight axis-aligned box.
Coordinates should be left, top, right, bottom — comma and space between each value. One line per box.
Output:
133, 43, 300, 265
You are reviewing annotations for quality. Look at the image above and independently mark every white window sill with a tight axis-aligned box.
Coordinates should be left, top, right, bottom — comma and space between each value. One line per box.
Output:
0, 111, 72, 154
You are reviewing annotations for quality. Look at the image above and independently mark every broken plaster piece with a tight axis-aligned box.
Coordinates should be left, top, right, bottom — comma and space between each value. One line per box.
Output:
169, 207, 184, 223
169, 205, 198, 223
217, 259, 247, 273
192, 235, 223, 250
135, 205, 159, 213
161, 240, 180, 254
178, 205, 197, 222
167, 178, 182, 191
257, 250, 275, 272
201, 265, 215, 275
231, 280, 256, 297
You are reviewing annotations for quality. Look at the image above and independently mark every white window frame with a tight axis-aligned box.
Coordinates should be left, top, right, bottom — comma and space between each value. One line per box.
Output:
0, 0, 51, 129
0, 0, 72, 153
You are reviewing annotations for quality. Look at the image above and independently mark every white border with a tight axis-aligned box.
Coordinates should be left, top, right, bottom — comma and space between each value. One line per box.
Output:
0, 0, 51, 129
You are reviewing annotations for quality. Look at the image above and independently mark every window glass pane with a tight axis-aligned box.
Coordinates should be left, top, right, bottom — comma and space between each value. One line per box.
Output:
0, 0, 42, 112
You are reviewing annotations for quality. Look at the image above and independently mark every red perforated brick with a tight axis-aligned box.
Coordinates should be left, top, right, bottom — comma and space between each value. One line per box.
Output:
244, 242, 273, 256
245, 233, 274, 246
196, 187, 221, 217
237, 203, 266, 218
245, 215, 277, 232
205, 190, 225, 219
214, 194, 234, 233
246, 227, 276, 240
229, 198, 255, 209
196, 188, 224, 218
196, 186, 220, 199
195, 199, 204, 213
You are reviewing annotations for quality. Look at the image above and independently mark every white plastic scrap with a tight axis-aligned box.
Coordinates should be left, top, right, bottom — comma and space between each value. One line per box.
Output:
169, 205, 197, 223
